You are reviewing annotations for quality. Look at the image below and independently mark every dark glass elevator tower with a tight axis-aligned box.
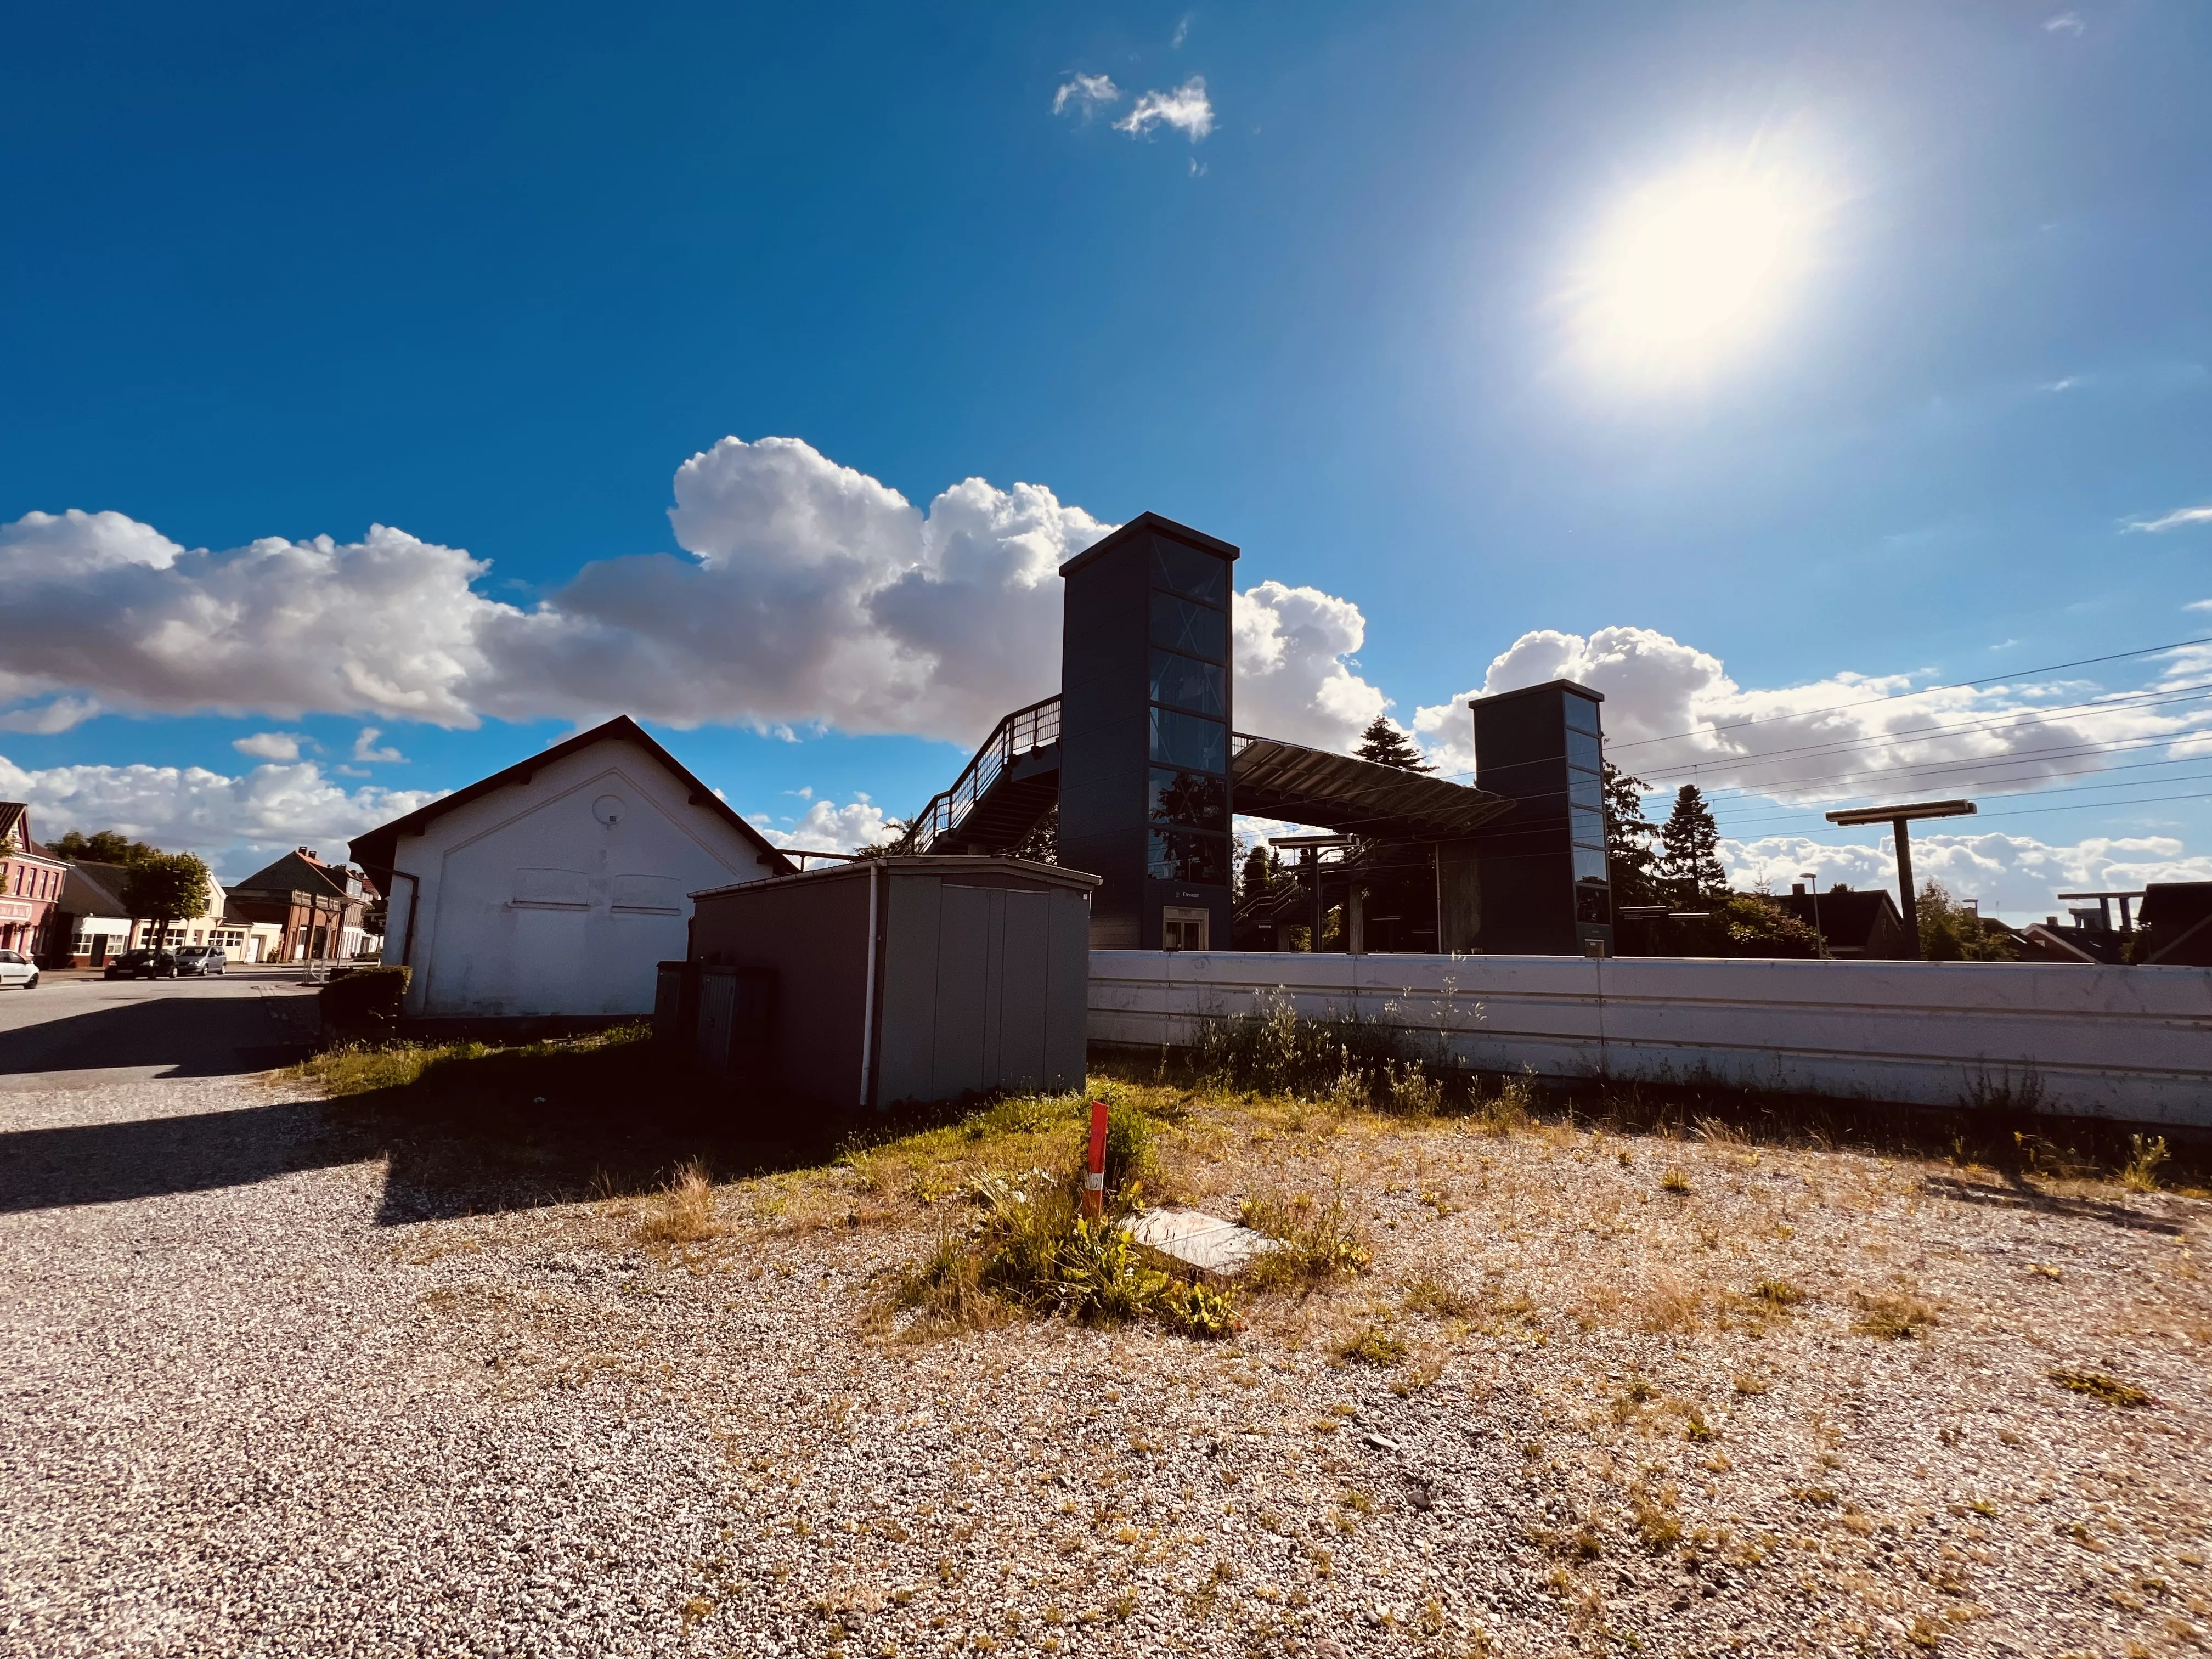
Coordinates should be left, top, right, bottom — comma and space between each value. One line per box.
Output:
1468, 679, 1614, 956
1057, 514, 1239, 949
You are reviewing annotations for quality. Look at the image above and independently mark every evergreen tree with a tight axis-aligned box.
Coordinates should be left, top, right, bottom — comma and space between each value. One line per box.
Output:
1238, 842, 1282, 905
1657, 785, 1728, 901
1601, 761, 1661, 908
1353, 716, 1432, 772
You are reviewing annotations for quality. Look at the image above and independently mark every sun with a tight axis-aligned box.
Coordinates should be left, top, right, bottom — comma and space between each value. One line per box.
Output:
1573, 155, 1819, 381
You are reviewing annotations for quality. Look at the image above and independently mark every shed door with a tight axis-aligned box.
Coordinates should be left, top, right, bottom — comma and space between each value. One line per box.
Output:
877, 879, 1079, 1106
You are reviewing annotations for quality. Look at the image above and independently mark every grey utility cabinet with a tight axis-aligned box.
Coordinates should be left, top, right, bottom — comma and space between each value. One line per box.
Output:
685, 856, 1101, 1111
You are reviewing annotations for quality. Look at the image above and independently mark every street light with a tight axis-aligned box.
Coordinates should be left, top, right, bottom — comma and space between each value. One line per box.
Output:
1799, 871, 1821, 945
1822, 799, 1977, 961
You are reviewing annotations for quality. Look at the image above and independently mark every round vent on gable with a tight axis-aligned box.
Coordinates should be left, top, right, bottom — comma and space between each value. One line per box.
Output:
592, 794, 626, 826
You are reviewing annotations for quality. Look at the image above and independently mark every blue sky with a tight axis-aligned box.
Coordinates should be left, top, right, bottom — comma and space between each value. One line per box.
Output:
3, 2, 2210, 917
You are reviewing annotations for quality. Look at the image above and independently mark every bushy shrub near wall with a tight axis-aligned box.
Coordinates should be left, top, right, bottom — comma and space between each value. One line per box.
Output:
319, 965, 410, 1040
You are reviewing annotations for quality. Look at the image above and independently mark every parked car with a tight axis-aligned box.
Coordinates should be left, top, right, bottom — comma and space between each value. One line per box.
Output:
104, 949, 177, 980
0, 949, 38, 990
172, 945, 227, 977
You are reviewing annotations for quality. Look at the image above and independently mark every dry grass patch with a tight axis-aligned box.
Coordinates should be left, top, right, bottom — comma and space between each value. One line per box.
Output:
2119, 1134, 2171, 1193
1239, 1189, 1374, 1289
1335, 1324, 1408, 1367
2049, 1369, 2153, 1408
634, 1159, 723, 1245
1400, 1273, 1479, 1319
1853, 1290, 1939, 1341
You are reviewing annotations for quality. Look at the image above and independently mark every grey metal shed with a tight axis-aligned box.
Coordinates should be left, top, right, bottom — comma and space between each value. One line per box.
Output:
685, 856, 1101, 1111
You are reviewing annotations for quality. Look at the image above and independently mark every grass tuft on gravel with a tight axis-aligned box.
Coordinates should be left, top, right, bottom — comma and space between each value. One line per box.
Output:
2049, 1368, 2153, 1408
297, 1024, 653, 1097
1853, 1290, 1940, 1341
634, 1159, 723, 1245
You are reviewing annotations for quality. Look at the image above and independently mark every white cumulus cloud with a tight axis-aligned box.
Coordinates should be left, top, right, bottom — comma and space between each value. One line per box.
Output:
1234, 580, 1387, 751
759, 795, 898, 854
352, 726, 406, 763
0, 752, 444, 882
1411, 624, 2212, 804
0, 696, 102, 734
233, 731, 306, 761
1115, 77, 1214, 141
1724, 831, 2212, 924
1, 437, 1391, 764
1052, 74, 1120, 117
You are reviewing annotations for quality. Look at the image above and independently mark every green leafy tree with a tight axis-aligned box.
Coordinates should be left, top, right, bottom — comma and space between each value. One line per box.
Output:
121, 853, 212, 947
52, 829, 162, 865
1658, 785, 1729, 902
1353, 716, 1433, 772
1917, 880, 2018, 962
1718, 894, 1829, 958
1602, 761, 1662, 908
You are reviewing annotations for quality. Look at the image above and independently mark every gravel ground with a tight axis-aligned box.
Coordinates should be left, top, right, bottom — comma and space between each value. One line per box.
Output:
4, 1052, 2209, 1658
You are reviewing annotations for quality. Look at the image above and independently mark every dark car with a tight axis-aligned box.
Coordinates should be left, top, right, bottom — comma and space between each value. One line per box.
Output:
104, 949, 177, 980
172, 945, 227, 977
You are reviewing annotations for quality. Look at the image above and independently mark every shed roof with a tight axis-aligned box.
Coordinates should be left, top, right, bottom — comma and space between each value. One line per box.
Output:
348, 715, 794, 887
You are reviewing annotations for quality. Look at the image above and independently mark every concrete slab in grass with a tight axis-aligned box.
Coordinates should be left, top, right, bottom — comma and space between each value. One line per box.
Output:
1122, 1206, 1278, 1283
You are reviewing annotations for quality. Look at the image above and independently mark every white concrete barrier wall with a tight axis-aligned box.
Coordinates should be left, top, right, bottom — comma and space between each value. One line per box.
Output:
1088, 950, 2212, 1128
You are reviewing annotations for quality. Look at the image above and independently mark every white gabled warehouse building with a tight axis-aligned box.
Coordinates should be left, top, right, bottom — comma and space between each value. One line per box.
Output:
349, 716, 793, 1026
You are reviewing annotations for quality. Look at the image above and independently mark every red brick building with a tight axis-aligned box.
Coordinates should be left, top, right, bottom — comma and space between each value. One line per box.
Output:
0, 803, 70, 962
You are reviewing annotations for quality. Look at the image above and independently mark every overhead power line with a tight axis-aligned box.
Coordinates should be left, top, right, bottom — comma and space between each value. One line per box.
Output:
1708, 770, 2212, 835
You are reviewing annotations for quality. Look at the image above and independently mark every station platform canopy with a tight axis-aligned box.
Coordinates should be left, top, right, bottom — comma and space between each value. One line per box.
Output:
1231, 734, 1512, 842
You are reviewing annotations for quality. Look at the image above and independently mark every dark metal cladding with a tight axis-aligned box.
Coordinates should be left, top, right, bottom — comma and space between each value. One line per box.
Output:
1466, 679, 1614, 957
1058, 514, 1239, 950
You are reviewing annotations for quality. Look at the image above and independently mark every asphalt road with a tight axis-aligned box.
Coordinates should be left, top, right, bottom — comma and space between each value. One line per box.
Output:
0, 970, 324, 1092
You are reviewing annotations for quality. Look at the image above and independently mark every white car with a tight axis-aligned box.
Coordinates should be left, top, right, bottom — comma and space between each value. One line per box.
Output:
0, 950, 38, 990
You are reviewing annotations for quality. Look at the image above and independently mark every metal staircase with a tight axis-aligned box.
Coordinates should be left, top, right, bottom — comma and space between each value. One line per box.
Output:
896, 695, 1062, 854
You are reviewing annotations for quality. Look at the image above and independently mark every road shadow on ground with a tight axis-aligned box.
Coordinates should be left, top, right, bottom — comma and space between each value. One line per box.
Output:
0, 991, 311, 1083
0, 1097, 371, 1215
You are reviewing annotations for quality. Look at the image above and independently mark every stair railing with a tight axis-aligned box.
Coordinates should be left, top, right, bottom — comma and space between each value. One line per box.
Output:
898, 694, 1062, 853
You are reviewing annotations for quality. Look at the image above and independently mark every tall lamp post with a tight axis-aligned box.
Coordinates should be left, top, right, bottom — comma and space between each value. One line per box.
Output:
1822, 799, 1977, 961
1798, 872, 1821, 946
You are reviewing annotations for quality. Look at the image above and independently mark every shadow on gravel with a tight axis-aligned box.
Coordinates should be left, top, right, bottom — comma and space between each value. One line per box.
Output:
0, 1049, 851, 1221
0, 1099, 375, 1215
323, 1037, 858, 1226
1920, 1172, 2186, 1234
0, 992, 310, 1082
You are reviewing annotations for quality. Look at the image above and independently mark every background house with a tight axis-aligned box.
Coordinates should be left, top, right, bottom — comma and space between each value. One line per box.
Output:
226, 849, 376, 964
1771, 885, 1912, 960
349, 716, 793, 1026
48, 862, 269, 966
0, 804, 69, 963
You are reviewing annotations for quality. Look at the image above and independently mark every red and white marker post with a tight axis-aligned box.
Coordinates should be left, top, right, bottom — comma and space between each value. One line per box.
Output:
1084, 1099, 1108, 1220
